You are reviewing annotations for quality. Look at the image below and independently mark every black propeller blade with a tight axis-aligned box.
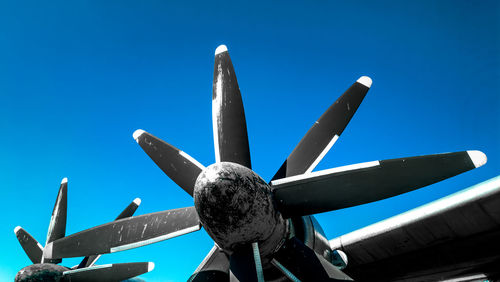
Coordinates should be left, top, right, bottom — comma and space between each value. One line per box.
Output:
63, 262, 154, 282
78, 198, 142, 268
116, 197, 141, 219
134, 130, 205, 196
14, 227, 43, 264
212, 45, 252, 169
188, 245, 230, 282
45, 178, 68, 244
272, 77, 371, 181
44, 206, 200, 259
273, 237, 352, 281
43, 177, 68, 264
271, 151, 487, 217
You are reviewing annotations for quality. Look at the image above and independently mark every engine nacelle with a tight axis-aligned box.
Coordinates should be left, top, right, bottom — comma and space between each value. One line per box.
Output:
331, 249, 348, 269
291, 215, 347, 268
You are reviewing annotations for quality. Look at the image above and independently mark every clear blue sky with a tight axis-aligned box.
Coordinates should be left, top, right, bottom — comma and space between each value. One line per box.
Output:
1, 1, 499, 281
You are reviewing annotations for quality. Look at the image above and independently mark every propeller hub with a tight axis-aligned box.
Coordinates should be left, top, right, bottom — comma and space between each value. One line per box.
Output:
194, 162, 286, 255
15, 263, 68, 282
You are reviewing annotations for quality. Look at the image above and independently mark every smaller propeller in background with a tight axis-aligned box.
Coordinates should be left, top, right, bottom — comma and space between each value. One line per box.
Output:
14, 178, 155, 282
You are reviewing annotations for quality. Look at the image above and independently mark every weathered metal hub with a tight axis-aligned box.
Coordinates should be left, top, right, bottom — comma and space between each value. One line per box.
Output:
194, 162, 286, 255
15, 263, 69, 282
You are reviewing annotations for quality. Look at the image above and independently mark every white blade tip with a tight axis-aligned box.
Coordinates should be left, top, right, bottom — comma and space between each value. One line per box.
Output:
467, 150, 487, 168
148, 262, 155, 272
133, 129, 145, 143
14, 226, 21, 234
61, 177, 68, 184
357, 76, 372, 88
215, 45, 228, 55
133, 198, 141, 206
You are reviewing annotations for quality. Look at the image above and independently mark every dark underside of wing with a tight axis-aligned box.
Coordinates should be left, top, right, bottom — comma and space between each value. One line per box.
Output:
329, 176, 500, 282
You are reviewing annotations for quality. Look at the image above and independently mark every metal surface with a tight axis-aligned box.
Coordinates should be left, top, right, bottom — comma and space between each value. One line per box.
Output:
251, 243, 265, 282
134, 130, 204, 196
14, 180, 155, 282
330, 175, 500, 281
271, 77, 370, 181
78, 198, 142, 268
34, 45, 490, 281
43, 178, 67, 264
194, 162, 286, 255
310, 216, 334, 262
63, 262, 153, 282
15, 263, 68, 282
44, 206, 200, 259
272, 151, 481, 217
14, 227, 43, 264
212, 46, 251, 169
189, 245, 230, 282
273, 237, 353, 281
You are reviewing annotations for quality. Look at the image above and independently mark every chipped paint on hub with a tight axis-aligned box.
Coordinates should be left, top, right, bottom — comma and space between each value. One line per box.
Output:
15, 263, 68, 282
194, 162, 286, 256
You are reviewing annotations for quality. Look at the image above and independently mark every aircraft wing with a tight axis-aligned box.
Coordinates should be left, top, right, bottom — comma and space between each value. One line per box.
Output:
329, 175, 500, 281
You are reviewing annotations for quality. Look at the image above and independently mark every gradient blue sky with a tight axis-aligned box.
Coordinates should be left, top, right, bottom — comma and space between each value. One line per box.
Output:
1, 1, 499, 281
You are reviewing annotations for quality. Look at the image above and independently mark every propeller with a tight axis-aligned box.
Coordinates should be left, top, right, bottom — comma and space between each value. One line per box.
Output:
129, 45, 485, 280
41, 45, 487, 281
13, 178, 67, 264
271, 150, 487, 217
14, 178, 154, 282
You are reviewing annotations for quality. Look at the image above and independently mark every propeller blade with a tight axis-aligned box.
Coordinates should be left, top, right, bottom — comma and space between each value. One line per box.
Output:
115, 197, 141, 219
188, 245, 230, 282
272, 151, 487, 217
212, 45, 252, 168
14, 226, 43, 264
229, 243, 265, 282
45, 177, 68, 244
133, 130, 204, 196
272, 77, 371, 181
63, 262, 154, 282
44, 206, 200, 259
78, 198, 142, 268
43, 177, 68, 263
273, 237, 352, 281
